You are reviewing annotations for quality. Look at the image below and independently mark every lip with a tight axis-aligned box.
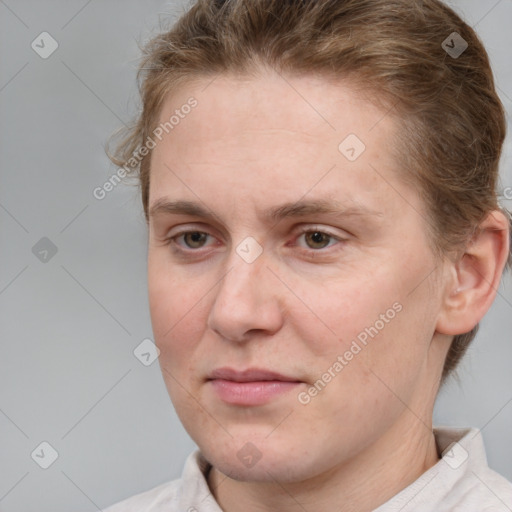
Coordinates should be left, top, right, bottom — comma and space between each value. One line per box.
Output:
207, 367, 302, 406
208, 367, 300, 382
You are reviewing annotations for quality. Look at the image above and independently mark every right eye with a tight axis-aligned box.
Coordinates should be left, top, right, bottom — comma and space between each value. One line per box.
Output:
168, 231, 216, 250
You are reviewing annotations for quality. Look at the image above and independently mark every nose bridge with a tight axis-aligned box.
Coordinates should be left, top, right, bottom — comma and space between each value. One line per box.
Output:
219, 234, 268, 299
216, 243, 268, 311
207, 240, 283, 341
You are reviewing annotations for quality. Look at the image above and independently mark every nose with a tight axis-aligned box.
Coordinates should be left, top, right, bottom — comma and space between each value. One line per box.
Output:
206, 248, 284, 343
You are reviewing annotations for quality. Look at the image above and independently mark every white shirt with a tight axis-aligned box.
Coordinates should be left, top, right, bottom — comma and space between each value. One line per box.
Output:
103, 427, 512, 511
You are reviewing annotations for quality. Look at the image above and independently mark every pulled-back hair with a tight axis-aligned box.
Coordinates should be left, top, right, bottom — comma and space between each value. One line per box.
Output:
107, 0, 512, 381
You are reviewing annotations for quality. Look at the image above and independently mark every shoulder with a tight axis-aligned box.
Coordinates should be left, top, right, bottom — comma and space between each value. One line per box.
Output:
102, 449, 213, 512
102, 478, 180, 512
377, 427, 512, 512
433, 426, 512, 511
450, 464, 512, 511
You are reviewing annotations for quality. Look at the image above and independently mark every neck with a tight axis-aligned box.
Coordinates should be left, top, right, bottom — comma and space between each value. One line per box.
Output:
207, 415, 440, 512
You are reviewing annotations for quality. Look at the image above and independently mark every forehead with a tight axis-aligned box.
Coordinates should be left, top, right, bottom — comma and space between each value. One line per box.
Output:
148, 70, 420, 224
155, 71, 392, 149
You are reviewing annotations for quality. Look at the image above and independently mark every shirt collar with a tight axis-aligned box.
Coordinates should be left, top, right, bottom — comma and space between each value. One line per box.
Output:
374, 426, 487, 511
176, 427, 487, 512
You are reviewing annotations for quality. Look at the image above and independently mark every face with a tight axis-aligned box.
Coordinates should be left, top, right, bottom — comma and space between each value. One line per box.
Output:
147, 70, 448, 483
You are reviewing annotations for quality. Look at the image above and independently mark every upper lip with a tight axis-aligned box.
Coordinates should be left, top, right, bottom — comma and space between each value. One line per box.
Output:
208, 367, 301, 382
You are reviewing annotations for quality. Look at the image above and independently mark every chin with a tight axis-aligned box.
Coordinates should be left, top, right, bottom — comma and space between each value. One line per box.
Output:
197, 433, 324, 484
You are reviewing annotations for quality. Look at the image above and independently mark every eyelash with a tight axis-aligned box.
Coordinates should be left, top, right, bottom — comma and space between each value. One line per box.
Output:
165, 226, 346, 256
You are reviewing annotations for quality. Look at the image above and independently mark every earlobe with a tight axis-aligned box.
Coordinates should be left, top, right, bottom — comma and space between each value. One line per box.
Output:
435, 210, 510, 336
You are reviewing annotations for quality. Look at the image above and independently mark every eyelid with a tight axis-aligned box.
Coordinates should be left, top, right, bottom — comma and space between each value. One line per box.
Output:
292, 224, 348, 238
166, 222, 220, 241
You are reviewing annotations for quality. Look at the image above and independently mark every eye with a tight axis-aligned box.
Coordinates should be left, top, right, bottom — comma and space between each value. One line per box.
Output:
300, 231, 333, 249
165, 226, 346, 256
171, 231, 215, 250
295, 228, 344, 251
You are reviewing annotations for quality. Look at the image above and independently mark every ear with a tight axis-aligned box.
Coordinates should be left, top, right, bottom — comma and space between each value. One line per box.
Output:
436, 209, 510, 336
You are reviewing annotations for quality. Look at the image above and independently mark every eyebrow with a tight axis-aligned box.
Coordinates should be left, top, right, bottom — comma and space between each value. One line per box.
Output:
148, 198, 383, 224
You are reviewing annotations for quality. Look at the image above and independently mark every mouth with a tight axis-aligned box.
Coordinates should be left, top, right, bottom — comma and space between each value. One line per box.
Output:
207, 367, 303, 406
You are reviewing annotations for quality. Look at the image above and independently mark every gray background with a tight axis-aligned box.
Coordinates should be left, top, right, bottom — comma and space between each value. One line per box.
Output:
0, 1, 511, 511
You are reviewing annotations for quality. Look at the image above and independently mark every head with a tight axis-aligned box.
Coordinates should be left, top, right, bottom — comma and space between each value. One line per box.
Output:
108, 0, 511, 485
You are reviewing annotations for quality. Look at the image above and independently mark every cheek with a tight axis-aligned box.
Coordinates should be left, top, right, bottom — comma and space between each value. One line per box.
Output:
294, 262, 432, 391
148, 269, 210, 418
148, 261, 208, 362
289, 269, 402, 356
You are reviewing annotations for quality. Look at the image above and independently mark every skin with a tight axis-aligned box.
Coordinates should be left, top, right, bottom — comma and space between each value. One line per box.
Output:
146, 69, 510, 512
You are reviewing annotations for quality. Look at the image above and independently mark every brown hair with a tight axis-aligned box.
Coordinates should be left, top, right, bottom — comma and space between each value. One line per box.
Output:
107, 0, 512, 382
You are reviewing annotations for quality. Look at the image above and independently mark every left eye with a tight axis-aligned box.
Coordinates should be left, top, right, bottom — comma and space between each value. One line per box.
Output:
296, 230, 339, 250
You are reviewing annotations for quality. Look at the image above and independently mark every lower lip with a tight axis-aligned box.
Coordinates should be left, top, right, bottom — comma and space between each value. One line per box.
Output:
209, 379, 301, 405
